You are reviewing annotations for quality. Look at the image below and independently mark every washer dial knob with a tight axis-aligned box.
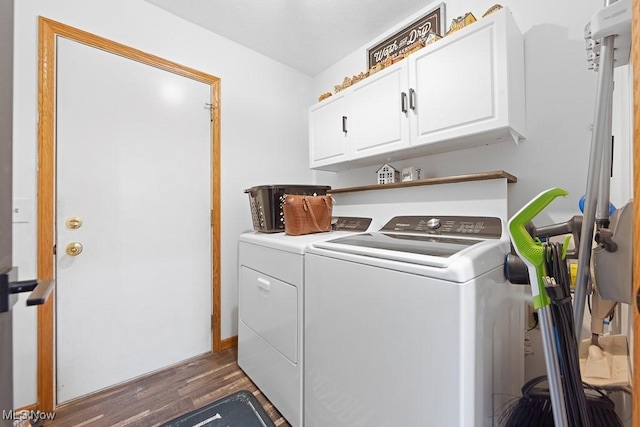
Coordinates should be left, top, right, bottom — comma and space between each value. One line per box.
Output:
427, 218, 441, 230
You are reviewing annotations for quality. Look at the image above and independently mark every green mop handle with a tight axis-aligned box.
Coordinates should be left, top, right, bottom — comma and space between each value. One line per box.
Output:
509, 187, 570, 427
508, 187, 568, 309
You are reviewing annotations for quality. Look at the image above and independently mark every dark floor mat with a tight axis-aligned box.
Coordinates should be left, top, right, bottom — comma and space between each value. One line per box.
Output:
161, 390, 276, 427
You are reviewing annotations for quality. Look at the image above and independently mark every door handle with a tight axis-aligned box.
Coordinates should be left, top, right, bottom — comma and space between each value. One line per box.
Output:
409, 88, 416, 110
0, 267, 55, 313
401, 92, 408, 113
66, 242, 83, 256
342, 116, 348, 134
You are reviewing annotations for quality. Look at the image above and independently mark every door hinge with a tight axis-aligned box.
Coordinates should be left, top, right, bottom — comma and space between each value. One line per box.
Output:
53, 244, 56, 255
204, 103, 216, 122
211, 209, 214, 226
211, 314, 215, 330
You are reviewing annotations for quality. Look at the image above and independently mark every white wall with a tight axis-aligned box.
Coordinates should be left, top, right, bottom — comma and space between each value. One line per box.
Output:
311, 0, 633, 224
12, 0, 313, 407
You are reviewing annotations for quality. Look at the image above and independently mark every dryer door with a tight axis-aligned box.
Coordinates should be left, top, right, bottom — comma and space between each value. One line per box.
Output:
239, 266, 298, 363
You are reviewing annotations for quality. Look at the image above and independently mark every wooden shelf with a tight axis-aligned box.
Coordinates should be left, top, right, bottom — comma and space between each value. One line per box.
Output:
328, 171, 517, 194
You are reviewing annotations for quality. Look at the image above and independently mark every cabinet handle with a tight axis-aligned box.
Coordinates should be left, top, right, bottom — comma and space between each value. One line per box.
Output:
409, 88, 416, 110
401, 92, 408, 113
342, 116, 348, 133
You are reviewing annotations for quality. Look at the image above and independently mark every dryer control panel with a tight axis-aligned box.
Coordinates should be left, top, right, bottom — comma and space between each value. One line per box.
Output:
332, 216, 372, 232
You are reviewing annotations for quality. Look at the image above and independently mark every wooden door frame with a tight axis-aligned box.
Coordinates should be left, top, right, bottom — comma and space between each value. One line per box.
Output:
37, 17, 225, 412
633, 1, 639, 425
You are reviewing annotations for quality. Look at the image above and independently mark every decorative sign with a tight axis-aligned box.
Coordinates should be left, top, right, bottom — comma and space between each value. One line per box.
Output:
367, 3, 445, 68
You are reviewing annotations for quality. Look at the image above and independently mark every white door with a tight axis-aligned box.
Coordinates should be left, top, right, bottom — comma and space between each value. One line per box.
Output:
55, 37, 212, 403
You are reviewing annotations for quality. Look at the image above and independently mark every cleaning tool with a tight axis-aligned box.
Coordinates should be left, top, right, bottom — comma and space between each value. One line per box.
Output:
508, 187, 569, 427
593, 200, 633, 305
573, 3, 634, 408
504, 214, 582, 285
500, 376, 622, 427
573, 0, 631, 341
505, 189, 624, 426
580, 202, 633, 388
505, 2, 633, 423
543, 243, 589, 425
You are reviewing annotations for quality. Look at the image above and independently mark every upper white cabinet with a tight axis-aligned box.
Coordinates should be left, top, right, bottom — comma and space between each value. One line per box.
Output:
408, 9, 525, 150
348, 65, 411, 159
309, 93, 348, 168
309, 7, 525, 171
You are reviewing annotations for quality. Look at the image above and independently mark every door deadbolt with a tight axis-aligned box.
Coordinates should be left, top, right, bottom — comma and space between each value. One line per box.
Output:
65, 242, 83, 256
66, 217, 83, 229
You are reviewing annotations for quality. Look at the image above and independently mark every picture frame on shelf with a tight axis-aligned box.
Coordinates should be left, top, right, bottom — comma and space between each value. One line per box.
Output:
366, 3, 445, 69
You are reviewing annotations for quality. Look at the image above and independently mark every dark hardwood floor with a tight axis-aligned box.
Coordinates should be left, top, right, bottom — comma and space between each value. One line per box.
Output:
43, 347, 291, 427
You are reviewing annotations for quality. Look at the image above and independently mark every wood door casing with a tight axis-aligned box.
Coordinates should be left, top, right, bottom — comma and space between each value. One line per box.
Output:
37, 17, 225, 412
632, 0, 639, 425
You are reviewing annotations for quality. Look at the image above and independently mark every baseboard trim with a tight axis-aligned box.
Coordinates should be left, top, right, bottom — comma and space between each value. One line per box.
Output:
219, 336, 238, 351
15, 402, 38, 412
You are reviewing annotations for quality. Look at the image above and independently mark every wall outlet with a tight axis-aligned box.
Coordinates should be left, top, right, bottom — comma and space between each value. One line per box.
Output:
524, 333, 534, 356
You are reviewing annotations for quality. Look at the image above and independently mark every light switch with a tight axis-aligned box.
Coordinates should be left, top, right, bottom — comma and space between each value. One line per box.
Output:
12, 198, 31, 223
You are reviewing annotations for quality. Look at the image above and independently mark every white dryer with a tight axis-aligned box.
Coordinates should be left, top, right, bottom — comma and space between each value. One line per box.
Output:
304, 215, 524, 427
238, 217, 373, 427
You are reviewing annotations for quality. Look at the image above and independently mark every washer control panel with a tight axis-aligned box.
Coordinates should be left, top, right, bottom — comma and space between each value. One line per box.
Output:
380, 216, 503, 239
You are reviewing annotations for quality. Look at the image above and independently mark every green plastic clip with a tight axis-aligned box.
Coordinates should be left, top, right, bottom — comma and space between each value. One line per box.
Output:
562, 235, 571, 260
508, 187, 568, 309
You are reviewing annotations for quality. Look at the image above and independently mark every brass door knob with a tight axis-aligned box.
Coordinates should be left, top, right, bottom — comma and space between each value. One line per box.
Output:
65, 242, 83, 256
66, 217, 83, 229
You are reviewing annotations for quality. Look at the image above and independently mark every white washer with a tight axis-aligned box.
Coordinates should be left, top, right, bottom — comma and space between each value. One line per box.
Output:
304, 215, 524, 427
238, 217, 373, 427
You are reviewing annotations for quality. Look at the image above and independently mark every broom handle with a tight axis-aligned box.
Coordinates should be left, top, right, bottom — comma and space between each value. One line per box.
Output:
538, 305, 569, 427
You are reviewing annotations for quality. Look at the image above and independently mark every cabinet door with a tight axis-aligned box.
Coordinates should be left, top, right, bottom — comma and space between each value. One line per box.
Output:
349, 65, 410, 159
409, 23, 498, 147
309, 94, 348, 168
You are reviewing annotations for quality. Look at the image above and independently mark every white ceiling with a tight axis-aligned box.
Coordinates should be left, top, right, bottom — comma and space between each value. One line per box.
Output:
143, 0, 431, 76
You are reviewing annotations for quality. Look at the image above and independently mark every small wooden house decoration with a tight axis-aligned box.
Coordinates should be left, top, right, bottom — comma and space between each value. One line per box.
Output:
376, 163, 400, 184
445, 12, 477, 35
